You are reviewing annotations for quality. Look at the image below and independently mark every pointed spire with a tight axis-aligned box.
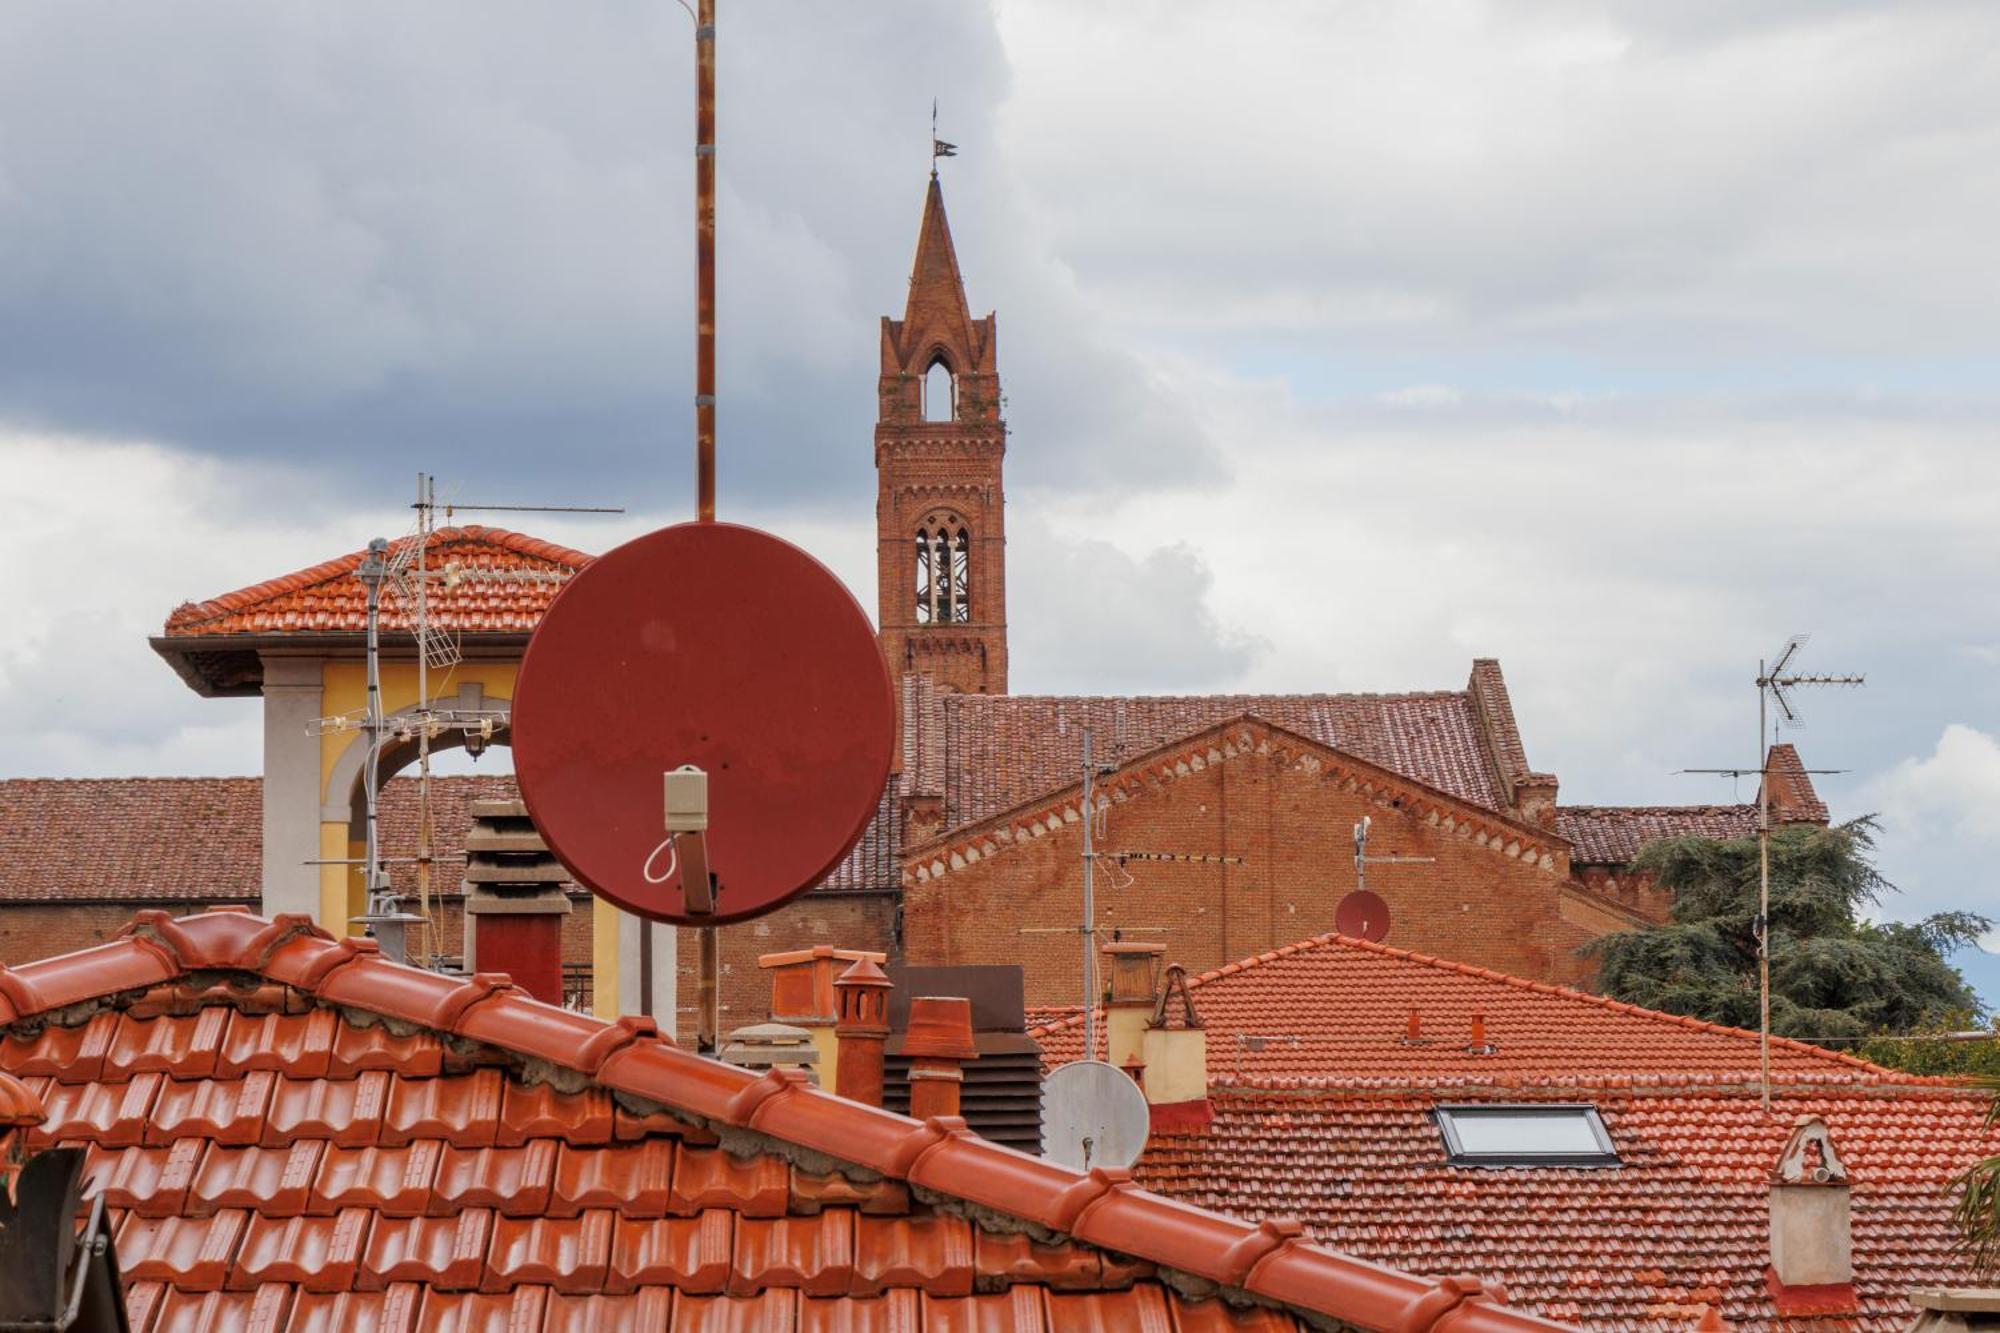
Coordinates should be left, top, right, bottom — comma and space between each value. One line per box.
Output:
904, 175, 973, 333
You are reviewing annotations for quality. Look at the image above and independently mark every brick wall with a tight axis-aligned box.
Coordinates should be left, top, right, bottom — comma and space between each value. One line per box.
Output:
902, 736, 1579, 1008
674, 890, 898, 1046
0, 900, 255, 966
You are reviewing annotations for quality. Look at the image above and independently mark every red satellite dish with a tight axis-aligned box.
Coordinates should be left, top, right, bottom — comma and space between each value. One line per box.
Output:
1335, 890, 1391, 943
512, 521, 895, 926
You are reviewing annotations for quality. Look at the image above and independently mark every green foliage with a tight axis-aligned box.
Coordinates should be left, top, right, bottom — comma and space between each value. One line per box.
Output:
1853, 1019, 2000, 1078
1587, 818, 1987, 1041
1952, 1075, 2000, 1275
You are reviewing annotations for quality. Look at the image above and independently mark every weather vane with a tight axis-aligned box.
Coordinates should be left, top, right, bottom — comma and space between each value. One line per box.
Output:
931, 98, 957, 176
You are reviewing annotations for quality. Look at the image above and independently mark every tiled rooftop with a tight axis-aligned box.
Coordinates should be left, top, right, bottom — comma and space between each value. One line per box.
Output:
1138, 1086, 1993, 1333
1555, 806, 1760, 866
1029, 933, 1994, 1331
162, 527, 590, 638
1027, 932, 1914, 1084
928, 691, 1510, 828
0, 775, 903, 905
0, 910, 1570, 1333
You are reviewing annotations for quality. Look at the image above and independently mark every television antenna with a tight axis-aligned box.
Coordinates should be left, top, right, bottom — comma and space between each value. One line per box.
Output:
308, 474, 620, 966
1334, 815, 1432, 944
1680, 634, 1863, 1112
1021, 728, 1245, 1063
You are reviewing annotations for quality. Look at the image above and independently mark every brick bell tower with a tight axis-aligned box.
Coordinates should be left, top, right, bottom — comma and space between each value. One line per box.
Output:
875, 171, 1008, 695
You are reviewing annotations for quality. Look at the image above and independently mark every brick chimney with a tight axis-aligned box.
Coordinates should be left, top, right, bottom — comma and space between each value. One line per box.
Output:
1769, 1116, 1856, 1305
462, 799, 571, 1006
833, 957, 892, 1108
759, 946, 883, 1078
1103, 942, 1165, 1071
903, 996, 978, 1120
1140, 963, 1212, 1132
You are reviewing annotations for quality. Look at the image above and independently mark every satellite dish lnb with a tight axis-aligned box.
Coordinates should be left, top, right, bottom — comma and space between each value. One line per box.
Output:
512, 521, 895, 926
1042, 1059, 1150, 1172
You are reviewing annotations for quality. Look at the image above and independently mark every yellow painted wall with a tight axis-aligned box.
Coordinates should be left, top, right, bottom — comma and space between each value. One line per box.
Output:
309, 658, 622, 1012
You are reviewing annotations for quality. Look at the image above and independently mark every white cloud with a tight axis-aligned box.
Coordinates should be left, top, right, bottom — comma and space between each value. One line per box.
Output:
1867, 725, 2000, 846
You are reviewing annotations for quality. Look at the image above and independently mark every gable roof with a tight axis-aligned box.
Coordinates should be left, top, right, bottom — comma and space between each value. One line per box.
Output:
918, 688, 1513, 831
1026, 931, 1919, 1086
152, 527, 591, 696
0, 909, 1570, 1333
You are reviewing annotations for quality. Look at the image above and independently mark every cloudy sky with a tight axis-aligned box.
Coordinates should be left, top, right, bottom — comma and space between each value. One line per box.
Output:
2, 3, 1995, 995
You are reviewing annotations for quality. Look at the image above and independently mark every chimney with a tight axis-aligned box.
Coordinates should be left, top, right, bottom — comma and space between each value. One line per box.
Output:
903, 996, 978, 1120
833, 957, 892, 1108
719, 1022, 821, 1085
1103, 942, 1166, 1070
882, 963, 1044, 1156
1769, 1116, 1855, 1296
1140, 963, 1211, 1132
760, 946, 884, 1077
462, 799, 572, 1006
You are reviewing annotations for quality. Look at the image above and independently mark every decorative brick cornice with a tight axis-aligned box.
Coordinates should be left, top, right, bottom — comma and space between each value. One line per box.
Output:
902, 715, 1569, 889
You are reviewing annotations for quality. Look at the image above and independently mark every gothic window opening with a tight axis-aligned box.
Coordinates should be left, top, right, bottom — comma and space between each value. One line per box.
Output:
922, 358, 955, 423
915, 515, 971, 624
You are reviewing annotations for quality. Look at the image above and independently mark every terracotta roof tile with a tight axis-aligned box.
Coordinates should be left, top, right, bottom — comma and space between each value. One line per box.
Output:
1027, 931, 1913, 1084
1021, 927, 1994, 1330
1, 910, 1572, 1332
162, 527, 590, 638
935, 691, 1511, 826
0, 773, 904, 904
1556, 806, 1760, 865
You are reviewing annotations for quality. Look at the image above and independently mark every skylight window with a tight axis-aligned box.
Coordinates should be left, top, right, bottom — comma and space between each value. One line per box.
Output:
1434, 1105, 1620, 1168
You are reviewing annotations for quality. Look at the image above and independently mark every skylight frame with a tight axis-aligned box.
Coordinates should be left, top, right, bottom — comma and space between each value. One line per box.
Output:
1433, 1103, 1621, 1169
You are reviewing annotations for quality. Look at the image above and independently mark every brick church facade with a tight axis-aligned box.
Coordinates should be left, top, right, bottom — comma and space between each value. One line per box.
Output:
4, 171, 1828, 1042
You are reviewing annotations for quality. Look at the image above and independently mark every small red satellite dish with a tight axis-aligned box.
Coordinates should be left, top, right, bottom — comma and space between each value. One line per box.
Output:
512, 521, 895, 926
1335, 890, 1391, 943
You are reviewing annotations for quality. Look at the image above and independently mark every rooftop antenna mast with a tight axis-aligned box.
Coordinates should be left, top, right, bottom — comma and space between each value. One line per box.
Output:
1352, 815, 1434, 896
1021, 726, 1244, 1063
1682, 634, 1863, 1113
691, 0, 721, 1048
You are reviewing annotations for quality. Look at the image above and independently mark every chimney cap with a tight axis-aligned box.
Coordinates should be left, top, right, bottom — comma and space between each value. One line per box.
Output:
1102, 941, 1167, 956
904, 995, 979, 1061
834, 956, 892, 990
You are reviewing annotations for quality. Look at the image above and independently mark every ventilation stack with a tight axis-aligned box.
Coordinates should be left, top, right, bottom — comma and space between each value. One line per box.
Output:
462, 799, 572, 1007
720, 1022, 821, 1085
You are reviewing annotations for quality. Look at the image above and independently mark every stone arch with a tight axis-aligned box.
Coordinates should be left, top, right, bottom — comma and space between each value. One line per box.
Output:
320, 680, 513, 834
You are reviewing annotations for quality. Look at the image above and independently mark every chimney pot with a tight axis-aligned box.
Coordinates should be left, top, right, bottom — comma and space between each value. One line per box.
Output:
905, 995, 977, 1120
833, 957, 892, 1108
1407, 1007, 1422, 1042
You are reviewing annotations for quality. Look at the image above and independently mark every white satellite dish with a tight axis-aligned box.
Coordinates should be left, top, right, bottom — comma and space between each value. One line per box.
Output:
1042, 1059, 1150, 1171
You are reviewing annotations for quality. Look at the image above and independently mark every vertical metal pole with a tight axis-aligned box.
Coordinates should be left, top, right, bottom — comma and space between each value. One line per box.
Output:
414, 475, 432, 965
1082, 728, 1097, 1064
694, 0, 721, 1048
1757, 665, 1771, 1113
694, 0, 716, 523
699, 925, 720, 1053
359, 539, 389, 908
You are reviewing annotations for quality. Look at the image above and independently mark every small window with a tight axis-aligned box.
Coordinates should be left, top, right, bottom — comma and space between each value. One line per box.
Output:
1434, 1105, 1619, 1168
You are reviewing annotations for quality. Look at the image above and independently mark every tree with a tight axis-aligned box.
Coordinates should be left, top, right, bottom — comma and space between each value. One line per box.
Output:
1587, 817, 1988, 1042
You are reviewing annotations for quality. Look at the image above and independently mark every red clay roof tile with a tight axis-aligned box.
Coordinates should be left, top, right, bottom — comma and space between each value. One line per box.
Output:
151, 1284, 294, 1333
311, 1142, 442, 1217
430, 1141, 558, 1217
482, 1211, 616, 1294
541, 1288, 677, 1330
551, 1140, 675, 1218
609, 1212, 734, 1297
162, 527, 589, 639
1, 910, 1571, 1333
263, 1070, 391, 1148
285, 1285, 423, 1333
230, 1209, 372, 1292
414, 1287, 551, 1332
189, 1141, 324, 1217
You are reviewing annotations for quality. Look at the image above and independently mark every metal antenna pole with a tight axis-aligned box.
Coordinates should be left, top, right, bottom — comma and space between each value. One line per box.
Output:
692, 0, 721, 1049
1082, 727, 1097, 1064
358, 539, 389, 898
1757, 661, 1771, 1112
